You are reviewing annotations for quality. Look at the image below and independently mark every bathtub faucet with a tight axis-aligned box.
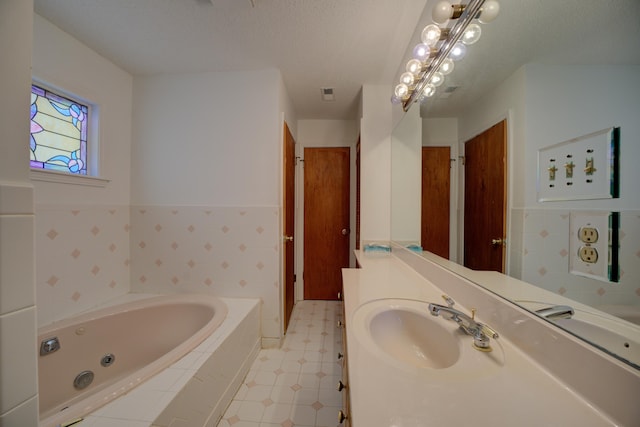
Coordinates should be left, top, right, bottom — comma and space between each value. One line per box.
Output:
535, 305, 574, 320
428, 295, 499, 352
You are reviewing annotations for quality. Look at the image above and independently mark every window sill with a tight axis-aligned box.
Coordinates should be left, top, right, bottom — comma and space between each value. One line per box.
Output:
30, 169, 110, 187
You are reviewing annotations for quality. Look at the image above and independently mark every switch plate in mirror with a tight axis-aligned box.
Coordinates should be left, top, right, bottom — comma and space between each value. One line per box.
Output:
537, 127, 619, 202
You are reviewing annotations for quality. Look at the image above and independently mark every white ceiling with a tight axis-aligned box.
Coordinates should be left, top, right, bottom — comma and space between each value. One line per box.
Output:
33, 0, 428, 120
415, 0, 640, 117
33, 0, 640, 121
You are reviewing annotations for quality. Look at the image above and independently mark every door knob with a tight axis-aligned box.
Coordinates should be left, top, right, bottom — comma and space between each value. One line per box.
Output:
284, 235, 293, 242
341, 228, 350, 236
491, 238, 505, 246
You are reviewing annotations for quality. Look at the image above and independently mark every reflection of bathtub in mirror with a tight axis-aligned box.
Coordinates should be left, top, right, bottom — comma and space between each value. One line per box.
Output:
516, 300, 640, 367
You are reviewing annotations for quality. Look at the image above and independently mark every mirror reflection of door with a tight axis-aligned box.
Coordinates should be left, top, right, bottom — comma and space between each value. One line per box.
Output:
283, 122, 296, 331
421, 147, 450, 259
463, 120, 507, 272
303, 147, 350, 300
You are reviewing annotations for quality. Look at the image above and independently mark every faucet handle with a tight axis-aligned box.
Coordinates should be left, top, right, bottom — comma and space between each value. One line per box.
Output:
441, 294, 455, 307
479, 323, 499, 339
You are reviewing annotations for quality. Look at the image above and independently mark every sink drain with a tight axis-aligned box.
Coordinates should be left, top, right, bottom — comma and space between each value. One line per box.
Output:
101, 353, 116, 367
73, 370, 94, 390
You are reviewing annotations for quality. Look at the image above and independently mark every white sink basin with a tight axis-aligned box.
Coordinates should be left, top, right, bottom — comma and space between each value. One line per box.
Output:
368, 305, 460, 369
351, 298, 505, 376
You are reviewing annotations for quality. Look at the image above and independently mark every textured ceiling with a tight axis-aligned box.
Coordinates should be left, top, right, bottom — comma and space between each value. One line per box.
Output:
415, 0, 640, 117
33, 0, 427, 120
33, 0, 640, 121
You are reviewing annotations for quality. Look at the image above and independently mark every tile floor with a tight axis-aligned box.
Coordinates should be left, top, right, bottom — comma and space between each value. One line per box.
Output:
217, 300, 344, 427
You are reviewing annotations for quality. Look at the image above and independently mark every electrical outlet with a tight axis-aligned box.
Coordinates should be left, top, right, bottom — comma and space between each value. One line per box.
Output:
578, 227, 599, 243
578, 246, 598, 263
569, 211, 619, 282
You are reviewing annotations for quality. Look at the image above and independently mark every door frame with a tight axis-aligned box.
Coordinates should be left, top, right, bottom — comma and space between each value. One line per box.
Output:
457, 113, 512, 274
282, 121, 296, 331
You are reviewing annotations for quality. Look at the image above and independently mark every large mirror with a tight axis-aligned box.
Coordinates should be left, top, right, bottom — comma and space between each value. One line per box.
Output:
391, 0, 640, 368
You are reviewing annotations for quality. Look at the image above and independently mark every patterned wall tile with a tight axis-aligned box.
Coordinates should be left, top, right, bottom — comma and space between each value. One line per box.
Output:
130, 206, 281, 340
519, 208, 640, 308
35, 205, 131, 326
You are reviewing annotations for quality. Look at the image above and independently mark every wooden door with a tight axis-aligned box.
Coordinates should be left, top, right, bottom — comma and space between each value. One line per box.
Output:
421, 147, 450, 259
304, 147, 350, 300
463, 120, 507, 272
283, 122, 296, 331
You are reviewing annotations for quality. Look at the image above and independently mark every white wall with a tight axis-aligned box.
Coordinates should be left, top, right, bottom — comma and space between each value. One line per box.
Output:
32, 14, 134, 325
0, 2, 38, 425
391, 106, 421, 243
32, 14, 133, 207
360, 84, 393, 244
524, 64, 640, 210
131, 70, 285, 343
295, 119, 359, 300
131, 70, 280, 206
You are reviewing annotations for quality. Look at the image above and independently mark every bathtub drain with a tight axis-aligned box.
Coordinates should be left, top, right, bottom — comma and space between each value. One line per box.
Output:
73, 371, 94, 390
101, 353, 116, 367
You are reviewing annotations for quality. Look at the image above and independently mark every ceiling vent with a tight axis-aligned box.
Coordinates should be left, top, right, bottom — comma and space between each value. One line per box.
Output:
439, 85, 460, 99
321, 88, 335, 102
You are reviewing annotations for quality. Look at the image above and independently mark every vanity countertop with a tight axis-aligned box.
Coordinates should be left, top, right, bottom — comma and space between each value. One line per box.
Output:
342, 252, 624, 427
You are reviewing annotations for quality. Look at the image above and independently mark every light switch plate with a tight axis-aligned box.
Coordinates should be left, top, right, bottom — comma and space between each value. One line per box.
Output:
537, 127, 619, 202
569, 211, 619, 282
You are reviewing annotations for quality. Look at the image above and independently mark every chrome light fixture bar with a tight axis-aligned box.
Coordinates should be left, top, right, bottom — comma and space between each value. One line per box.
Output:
398, 0, 497, 111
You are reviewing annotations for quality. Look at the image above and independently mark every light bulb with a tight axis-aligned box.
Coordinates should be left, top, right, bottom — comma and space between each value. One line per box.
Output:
430, 72, 444, 87
400, 72, 415, 86
391, 94, 402, 105
412, 43, 433, 61
449, 42, 467, 61
421, 24, 442, 47
394, 83, 409, 99
406, 59, 423, 75
478, 0, 500, 23
439, 58, 454, 75
422, 84, 436, 98
432, 1, 453, 24
462, 23, 481, 45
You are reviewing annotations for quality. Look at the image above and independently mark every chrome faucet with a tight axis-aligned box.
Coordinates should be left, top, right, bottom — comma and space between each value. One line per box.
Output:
535, 305, 574, 320
428, 295, 499, 352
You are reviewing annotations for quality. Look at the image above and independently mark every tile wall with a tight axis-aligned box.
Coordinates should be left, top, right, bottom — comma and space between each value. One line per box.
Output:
514, 208, 640, 307
35, 204, 282, 341
130, 205, 281, 341
35, 205, 131, 326
0, 184, 39, 426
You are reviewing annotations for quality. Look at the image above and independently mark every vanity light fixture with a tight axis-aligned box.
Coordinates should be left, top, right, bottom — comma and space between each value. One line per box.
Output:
439, 58, 455, 75
448, 42, 467, 61
461, 23, 482, 45
392, 0, 500, 110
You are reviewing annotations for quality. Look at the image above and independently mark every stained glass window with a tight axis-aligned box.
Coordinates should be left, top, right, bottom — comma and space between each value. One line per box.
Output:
30, 84, 88, 175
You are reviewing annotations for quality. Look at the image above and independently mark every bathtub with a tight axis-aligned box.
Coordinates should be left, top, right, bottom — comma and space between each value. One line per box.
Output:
37, 294, 229, 427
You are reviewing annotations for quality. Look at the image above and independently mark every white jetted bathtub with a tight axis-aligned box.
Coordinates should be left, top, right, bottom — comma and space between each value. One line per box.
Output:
37, 294, 260, 427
